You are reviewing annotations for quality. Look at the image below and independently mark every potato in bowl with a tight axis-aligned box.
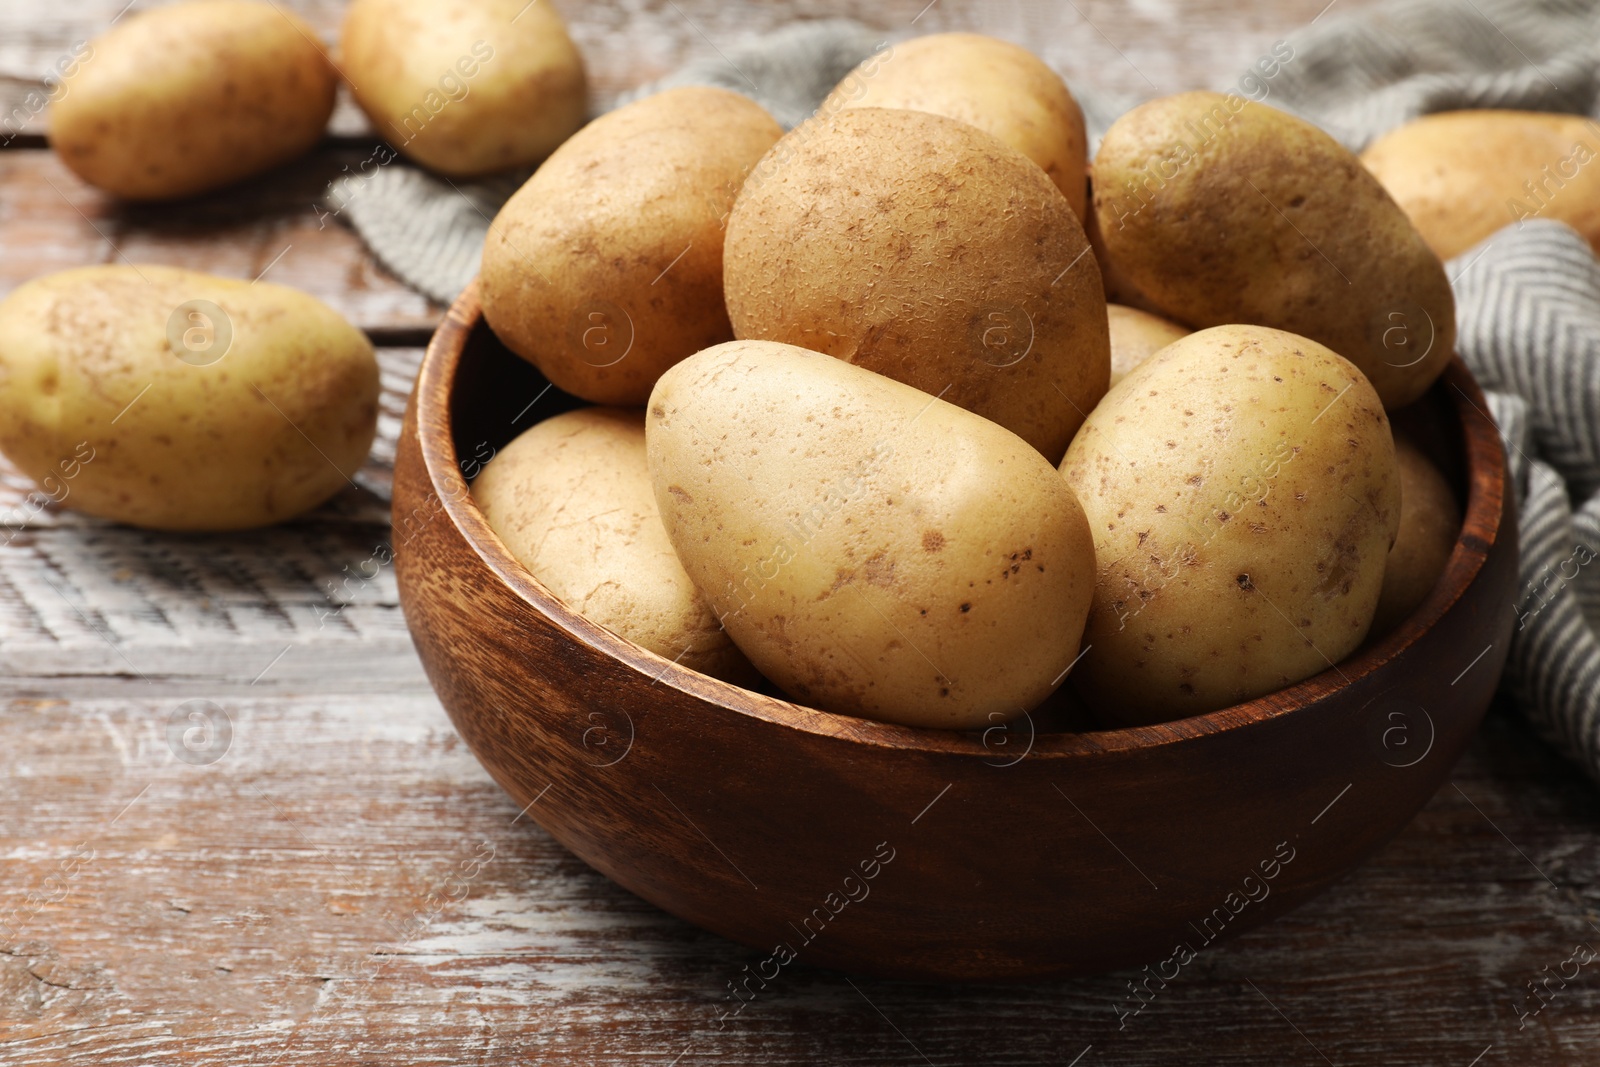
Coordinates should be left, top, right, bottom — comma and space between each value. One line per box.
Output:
394, 41, 1520, 981
392, 284, 1515, 981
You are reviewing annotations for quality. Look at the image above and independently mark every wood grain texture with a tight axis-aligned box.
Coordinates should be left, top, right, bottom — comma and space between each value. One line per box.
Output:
0, 150, 439, 330
0, 0, 1590, 1060
4, 697, 1600, 1066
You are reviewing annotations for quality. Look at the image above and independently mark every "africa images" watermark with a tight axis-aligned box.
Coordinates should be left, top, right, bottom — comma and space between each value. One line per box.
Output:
1102, 41, 1296, 230
714, 840, 897, 1029
1506, 119, 1600, 229
315, 41, 497, 230
1112, 840, 1298, 1029
1, 40, 93, 146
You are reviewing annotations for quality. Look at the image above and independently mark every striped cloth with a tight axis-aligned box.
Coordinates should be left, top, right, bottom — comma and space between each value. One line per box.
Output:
335, 1, 1600, 781
1271, 0, 1600, 781
1455, 223, 1600, 781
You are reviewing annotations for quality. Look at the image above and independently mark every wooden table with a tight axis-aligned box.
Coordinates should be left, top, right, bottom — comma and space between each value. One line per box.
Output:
4, 1, 1598, 1063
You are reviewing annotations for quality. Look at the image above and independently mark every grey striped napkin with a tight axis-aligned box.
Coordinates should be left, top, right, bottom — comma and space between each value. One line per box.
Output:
334, 1, 1600, 783
1455, 222, 1600, 780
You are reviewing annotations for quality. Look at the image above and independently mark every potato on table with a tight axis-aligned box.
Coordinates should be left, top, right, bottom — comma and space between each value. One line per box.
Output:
49, 0, 336, 201
1093, 91, 1455, 410
822, 32, 1089, 218
724, 107, 1109, 463
1361, 110, 1600, 260
480, 86, 783, 406
0, 265, 377, 531
1060, 324, 1399, 725
647, 339, 1097, 730
474, 407, 756, 686
341, 0, 588, 177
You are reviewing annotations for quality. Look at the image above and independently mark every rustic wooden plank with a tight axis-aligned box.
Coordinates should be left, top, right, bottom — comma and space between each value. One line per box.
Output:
0, 150, 440, 330
0, 699, 1596, 1065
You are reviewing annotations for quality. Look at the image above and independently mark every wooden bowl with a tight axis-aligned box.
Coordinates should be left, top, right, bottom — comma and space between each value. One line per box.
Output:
394, 284, 1518, 982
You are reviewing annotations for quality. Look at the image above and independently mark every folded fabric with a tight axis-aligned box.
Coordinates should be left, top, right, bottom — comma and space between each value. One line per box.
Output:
1268, 0, 1600, 150
1454, 221, 1600, 781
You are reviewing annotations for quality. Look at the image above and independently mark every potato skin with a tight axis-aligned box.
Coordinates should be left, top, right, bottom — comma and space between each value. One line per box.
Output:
48, 0, 335, 201
1370, 437, 1460, 636
1060, 324, 1399, 725
474, 408, 756, 684
647, 339, 1096, 730
822, 33, 1088, 218
725, 107, 1109, 463
480, 86, 783, 406
1361, 110, 1600, 260
1107, 304, 1188, 386
0, 265, 377, 531
1085, 183, 1165, 313
340, 0, 586, 178
1093, 91, 1455, 410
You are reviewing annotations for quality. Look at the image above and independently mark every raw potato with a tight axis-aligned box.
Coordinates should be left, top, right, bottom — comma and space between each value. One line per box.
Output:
1085, 184, 1164, 313
1361, 110, 1600, 260
1060, 324, 1399, 725
724, 107, 1109, 463
49, 0, 336, 201
647, 339, 1097, 730
340, 0, 586, 178
1107, 304, 1188, 386
480, 86, 783, 405
1370, 437, 1460, 636
1093, 91, 1455, 410
0, 265, 378, 531
474, 408, 756, 685
821, 32, 1089, 218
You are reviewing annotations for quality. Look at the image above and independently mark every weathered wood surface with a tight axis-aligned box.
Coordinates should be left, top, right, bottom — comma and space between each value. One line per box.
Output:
0, 151, 440, 332
4, 0, 1598, 1062
4, 699, 1599, 1066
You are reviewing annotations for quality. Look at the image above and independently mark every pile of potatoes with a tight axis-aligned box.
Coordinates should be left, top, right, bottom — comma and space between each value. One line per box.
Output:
2, 2, 1499, 730
0, 0, 594, 532
471, 33, 1471, 731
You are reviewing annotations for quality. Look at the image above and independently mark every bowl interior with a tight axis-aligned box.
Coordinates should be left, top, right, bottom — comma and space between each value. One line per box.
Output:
424, 293, 1503, 761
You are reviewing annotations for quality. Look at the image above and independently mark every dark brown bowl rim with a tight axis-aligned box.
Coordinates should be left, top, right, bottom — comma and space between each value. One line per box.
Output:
413, 282, 1508, 760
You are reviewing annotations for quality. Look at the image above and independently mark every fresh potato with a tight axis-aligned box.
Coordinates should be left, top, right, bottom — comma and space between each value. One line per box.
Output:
480, 87, 782, 406
1370, 437, 1460, 636
647, 339, 1096, 730
821, 33, 1089, 217
1085, 184, 1164, 313
49, 0, 336, 201
1093, 91, 1455, 410
1060, 324, 1399, 725
474, 408, 756, 684
340, 0, 586, 178
0, 265, 377, 531
1107, 304, 1188, 386
1361, 110, 1600, 260
724, 107, 1109, 463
